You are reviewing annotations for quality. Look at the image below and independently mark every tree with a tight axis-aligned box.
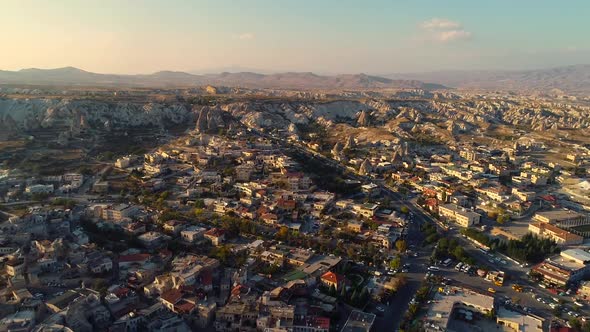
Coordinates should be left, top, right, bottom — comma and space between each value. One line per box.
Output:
389, 256, 401, 270
396, 239, 408, 253
453, 246, 466, 260
350, 289, 359, 306
569, 318, 582, 332
329, 284, 337, 296
400, 206, 410, 214
360, 287, 369, 304
276, 226, 289, 241
425, 233, 439, 244
437, 238, 449, 252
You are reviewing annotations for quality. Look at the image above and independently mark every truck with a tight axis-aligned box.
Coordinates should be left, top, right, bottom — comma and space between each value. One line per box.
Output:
486, 270, 505, 286
495, 271, 505, 286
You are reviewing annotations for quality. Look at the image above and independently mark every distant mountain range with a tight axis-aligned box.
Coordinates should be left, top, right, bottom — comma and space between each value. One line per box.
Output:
2, 65, 589, 94
0, 67, 444, 90
386, 64, 590, 95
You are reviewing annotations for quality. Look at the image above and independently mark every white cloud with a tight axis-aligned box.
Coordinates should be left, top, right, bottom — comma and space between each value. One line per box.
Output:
436, 30, 472, 42
421, 18, 461, 30
420, 18, 472, 43
234, 33, 255, 40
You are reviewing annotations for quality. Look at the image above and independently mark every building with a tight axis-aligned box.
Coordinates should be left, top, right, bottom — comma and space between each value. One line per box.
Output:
528, 222, 583, 246
181, 225, 207, 243
25, 184, 54, 194
532, 249, 590, 286
353, 203, 379, 219
511, 188, 536, 202
341, 310, 375, 332
292, 316, 330, 332
98, 204, 139, 221
235, 164, 255, 182
533, 210, 587, 227
115, 157, 131, 168
138, 232, 168, 249
162, 220, 186, 235
460, 150, 482, 161
425, 286, 494, 331
320, 271, 345, 290
204, 228, 225, 246
438, 204, 481, 227
496, 307, 544, 332
5, 258, 25, 277
92, 181, 109, 193
347, 221, 363, 233
88, 257, 113, 274
215, 302, 258, 332
578, 280, 590, 299
361, 183, 380, 197
285, 248, 314, 266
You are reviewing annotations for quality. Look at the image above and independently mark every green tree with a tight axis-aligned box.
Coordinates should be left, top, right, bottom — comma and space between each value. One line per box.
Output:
329, 284, 337, 296
390, 256, 401, 270
339, 285, 347, 299
350, 289, 359, 306
396, 239, 408, 253
453, 246, 466, 260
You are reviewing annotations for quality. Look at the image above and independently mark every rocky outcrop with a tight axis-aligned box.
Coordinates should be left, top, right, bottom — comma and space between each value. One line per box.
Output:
0, 97, 194, 139
195, 106, 227, 133
359, 159, 372, 176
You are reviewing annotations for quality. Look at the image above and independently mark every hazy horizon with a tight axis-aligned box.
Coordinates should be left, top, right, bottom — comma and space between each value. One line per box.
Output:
2, 0, 590, 75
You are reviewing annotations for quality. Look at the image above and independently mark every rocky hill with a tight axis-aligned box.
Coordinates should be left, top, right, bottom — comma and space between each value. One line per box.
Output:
1, 94, 589, 146
387, 64, 590, 95
0, 67, 445, 90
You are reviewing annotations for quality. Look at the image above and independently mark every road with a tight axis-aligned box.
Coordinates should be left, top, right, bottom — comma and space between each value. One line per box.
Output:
372, 208, 431, 331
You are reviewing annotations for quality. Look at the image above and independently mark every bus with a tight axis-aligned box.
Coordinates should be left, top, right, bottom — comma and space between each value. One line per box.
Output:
442, 258, 453, 267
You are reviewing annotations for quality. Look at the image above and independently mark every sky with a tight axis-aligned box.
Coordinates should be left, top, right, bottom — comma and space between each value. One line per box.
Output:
2, 0, 590, 74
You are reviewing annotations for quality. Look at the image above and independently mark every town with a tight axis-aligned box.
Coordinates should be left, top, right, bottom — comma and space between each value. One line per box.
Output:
1, 84, 590, 332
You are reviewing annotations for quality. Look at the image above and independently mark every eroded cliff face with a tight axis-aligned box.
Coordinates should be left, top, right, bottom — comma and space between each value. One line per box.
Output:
1, 96, 589, 143
216, 98, 590, 134
0, 98, 193, 135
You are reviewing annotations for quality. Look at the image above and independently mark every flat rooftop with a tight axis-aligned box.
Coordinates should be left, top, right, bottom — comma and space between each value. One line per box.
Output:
425, 286, 494, 330
341, 310, 376, 332
561, 249, 590, 264
497, 307, 544, 332
534, 209, 584, 221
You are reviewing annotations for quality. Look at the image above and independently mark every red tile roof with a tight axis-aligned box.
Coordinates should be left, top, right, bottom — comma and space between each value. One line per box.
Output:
205, 228, 225, 238
175, 300, 196, 314
310, 317, 330, 329
119, 253, 151, 263
160, 289, 183, 305
114, 287, 131, 298
321, 271, 345, 285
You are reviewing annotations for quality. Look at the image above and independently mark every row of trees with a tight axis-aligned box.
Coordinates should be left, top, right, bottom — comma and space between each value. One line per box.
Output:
324, 284, 370, 308
434, 237, 476, 266
399, 284, 431, 332
460, 228, 560, 264
494, 233, 560, 264
421, 223, 440, 245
